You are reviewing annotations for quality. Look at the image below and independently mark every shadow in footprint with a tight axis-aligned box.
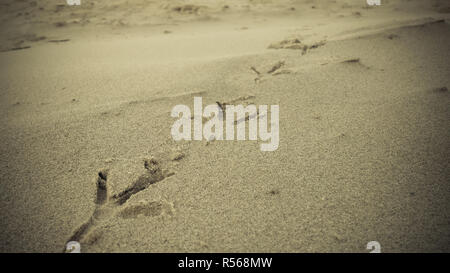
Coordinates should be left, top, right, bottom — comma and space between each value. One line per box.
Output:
95, 170, 108, 205
113, 158, 169, 205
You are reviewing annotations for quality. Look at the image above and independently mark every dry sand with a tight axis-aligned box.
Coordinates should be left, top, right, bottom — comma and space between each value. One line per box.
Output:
0, 0, 449, 252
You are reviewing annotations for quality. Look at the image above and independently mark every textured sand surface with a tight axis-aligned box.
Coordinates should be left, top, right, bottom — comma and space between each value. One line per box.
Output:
0, 0, 449, 252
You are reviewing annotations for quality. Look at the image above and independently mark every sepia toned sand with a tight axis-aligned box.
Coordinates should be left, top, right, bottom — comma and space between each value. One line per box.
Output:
0, 0, 449, 252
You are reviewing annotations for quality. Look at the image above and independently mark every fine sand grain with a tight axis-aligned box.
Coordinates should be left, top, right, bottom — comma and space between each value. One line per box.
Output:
0, 0, 449, 252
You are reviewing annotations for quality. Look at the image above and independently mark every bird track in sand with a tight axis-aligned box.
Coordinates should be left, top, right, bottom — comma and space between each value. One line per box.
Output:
64, 157, 175, 252
251, 61, 292, 83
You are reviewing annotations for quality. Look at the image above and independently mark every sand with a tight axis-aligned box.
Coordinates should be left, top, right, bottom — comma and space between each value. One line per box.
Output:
0, 0, 449, 253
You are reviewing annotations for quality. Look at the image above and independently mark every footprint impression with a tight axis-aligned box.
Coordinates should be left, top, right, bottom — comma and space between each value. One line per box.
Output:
64, 157, 175, 252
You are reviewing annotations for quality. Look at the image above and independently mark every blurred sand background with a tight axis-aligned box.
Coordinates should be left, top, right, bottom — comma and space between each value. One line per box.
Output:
0, 0, 449, 252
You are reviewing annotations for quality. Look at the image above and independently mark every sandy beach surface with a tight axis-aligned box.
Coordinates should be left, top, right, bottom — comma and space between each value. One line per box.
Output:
0, 0, 449, 252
